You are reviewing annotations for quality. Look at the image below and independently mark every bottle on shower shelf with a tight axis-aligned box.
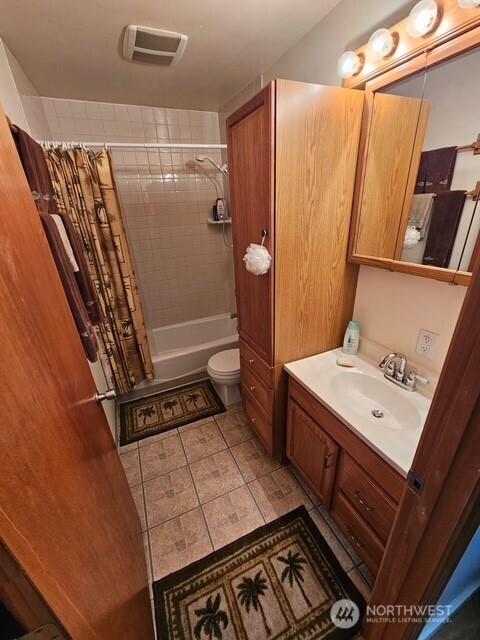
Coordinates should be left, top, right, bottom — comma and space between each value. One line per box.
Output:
212, 197, 226, 221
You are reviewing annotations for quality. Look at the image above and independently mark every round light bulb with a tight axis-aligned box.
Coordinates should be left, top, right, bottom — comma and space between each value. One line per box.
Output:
407, 0, 439, 38
458, 0, 480, 8
337, 51, 363, 79
368, 29, 395, 60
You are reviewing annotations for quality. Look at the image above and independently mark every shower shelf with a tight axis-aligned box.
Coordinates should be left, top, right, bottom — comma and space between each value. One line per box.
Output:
207, 219, 232, 225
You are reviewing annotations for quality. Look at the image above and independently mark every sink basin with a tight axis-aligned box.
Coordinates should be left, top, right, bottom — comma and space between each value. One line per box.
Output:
330, 370, 421, 431
284, 348, 432, 476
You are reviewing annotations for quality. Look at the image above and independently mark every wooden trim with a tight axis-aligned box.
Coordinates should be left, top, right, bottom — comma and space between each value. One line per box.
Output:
344, 0, 480, 90
349, 24, 480, 285
364, 213, 480, 638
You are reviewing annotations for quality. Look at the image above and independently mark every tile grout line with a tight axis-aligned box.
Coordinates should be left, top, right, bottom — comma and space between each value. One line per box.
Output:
137, 444, 155, 587
177, 429, 216, 553
227, 441, 266, 525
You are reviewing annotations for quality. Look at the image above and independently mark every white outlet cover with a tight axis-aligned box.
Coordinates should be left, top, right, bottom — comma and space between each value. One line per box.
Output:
416, 329, 439, 361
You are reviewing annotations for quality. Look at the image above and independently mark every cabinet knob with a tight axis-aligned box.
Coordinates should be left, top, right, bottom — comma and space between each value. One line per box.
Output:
324, 453, 334, 469
249, 358, 255, 365
347, 527, 363, 549
250, 417, 257, 424
354, 491, 374, 512
249, 385, 256, 392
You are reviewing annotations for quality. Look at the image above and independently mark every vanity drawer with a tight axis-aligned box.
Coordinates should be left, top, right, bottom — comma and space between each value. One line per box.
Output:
332, 491, 385, 575
239, 339, 272, 388
336, 453, 397, 543
241, 359, 273, 416
242, 386, 273, 453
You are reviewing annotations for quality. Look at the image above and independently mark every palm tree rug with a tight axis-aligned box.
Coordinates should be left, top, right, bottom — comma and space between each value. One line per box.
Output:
153, 506, 366, 640
119, 380, 225, 445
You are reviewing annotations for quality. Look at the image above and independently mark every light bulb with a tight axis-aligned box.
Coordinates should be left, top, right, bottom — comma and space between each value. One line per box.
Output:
458, 0, 480, 8
368, 29, 395, 60
337, 51, 363, 79
407, 0, 439, 38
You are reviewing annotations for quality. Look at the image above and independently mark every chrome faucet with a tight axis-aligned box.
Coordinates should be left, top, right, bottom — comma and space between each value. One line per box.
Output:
379, 352, 428, 392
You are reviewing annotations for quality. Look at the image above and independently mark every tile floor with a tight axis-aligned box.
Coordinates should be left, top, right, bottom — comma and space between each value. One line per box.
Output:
118, 400, 373, 631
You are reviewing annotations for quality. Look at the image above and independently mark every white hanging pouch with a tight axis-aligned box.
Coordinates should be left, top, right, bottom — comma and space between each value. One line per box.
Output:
243, 243, 272, 275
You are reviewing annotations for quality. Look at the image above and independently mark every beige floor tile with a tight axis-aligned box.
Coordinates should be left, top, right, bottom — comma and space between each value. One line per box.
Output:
120, 449, 142, 487
190, 449, 245, 503
348, 565, 372, 601
180, 421, 227, 463
248, 466, 313, 522
149, 508, 213, 580
225, 401, 243, 415
178, 416, 215, 432
308, 509, 356, 573
215, 410, 255, 447
130, 484, 147, 531
140, 434, 187, 481
202, 486, 264, 549
230, 437, 281, 482
144, 466, 199, 528
137, 427, 179, 447
118, 441, 138, 453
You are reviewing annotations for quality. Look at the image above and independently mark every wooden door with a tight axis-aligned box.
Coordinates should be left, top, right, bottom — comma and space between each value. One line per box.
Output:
286, 399, 338, 508
227, 84, 275, 364
0, 111, 154, 640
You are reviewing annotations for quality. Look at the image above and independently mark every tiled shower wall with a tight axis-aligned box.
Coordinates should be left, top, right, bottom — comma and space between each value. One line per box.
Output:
41, 97, 235, 330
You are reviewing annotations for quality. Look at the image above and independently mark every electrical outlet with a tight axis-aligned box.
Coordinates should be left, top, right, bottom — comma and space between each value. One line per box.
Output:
416, 329, 439, 360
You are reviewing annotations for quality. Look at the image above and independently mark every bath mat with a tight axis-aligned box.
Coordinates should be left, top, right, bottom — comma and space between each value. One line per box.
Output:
119, 379, 225, 445
153, 506, 365, 640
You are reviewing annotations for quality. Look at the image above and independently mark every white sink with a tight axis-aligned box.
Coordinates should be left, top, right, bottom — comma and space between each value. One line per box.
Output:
284, 348, 432, 477
330, 370, 422, 431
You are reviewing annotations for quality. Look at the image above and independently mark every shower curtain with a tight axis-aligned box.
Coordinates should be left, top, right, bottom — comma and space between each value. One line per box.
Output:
45, 147, 154, 393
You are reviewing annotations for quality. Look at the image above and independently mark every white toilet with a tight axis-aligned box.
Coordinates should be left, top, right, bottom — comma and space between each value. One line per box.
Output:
207, 348, 241, 407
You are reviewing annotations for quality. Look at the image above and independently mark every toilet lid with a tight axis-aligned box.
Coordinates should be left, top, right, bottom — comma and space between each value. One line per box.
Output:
208, 348, 240, 375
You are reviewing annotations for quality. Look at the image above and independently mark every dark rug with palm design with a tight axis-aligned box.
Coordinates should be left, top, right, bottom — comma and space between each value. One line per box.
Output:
119, 380, 225, 445
153, 506, 365, 640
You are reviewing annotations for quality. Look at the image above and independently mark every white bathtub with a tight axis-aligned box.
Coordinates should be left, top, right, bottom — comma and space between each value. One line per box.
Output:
150, 313, 238, 383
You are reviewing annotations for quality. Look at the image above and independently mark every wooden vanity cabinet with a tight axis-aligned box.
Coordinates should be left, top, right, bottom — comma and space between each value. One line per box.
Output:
227, 80, 364, 459
287, 377, 405, 575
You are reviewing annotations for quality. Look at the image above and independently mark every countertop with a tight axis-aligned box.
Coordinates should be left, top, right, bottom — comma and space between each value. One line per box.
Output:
284, 348, 432, 477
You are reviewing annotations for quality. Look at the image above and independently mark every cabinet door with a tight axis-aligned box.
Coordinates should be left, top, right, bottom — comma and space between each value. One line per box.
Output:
227, 84, 275, 364
287, 399, 338, 508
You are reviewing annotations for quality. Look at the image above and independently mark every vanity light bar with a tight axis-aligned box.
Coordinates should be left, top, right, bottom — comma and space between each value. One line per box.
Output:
337, 0, 479, 79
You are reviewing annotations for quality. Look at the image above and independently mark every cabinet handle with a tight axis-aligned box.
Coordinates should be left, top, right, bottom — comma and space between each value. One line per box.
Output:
249, 385, 256, 392
250, 417, 257, 424
347, 527, 363, 549
354, 491, 374, 512
249, 358, 255, 365
324, 453, 334, 469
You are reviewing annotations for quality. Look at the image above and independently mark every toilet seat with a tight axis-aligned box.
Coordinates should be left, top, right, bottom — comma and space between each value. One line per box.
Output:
207, 348, 241, 406
207, 349, 240, 379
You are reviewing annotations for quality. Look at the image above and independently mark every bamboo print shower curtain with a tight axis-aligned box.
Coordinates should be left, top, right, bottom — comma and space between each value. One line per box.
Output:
45, 147, 153, 392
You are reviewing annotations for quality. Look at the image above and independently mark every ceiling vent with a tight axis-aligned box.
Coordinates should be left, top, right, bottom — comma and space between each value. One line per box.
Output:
123, 25, 188, 66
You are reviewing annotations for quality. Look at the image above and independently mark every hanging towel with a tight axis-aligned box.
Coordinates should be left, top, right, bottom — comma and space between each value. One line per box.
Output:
51, 214, 79, 272
415, 147, 457, 194
422, 190, 467, 268
13, 127, 99, 361
408, 193, 434, 238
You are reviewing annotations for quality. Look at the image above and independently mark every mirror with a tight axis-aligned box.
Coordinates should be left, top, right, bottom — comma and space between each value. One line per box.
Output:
352, 45, 480, 281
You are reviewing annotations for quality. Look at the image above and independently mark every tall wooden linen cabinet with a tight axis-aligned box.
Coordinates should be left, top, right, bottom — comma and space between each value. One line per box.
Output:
227, 80, 363, 460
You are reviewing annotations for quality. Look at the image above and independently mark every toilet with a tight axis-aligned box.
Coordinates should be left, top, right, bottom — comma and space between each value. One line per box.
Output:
207, 348, 241, 407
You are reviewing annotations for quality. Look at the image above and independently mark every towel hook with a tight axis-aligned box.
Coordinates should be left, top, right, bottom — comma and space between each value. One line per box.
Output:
260, 229, 268, 247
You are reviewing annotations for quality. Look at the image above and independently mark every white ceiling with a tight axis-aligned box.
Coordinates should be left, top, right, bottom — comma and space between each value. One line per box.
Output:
0, 0, 342, 111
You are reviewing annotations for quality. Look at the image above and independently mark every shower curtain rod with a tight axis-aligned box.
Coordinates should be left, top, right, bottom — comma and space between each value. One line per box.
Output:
39, 141, 227, 150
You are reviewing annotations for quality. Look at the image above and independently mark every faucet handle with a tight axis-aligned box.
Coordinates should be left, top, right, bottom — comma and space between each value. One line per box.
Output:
405, 371, 429, 390
385, 360, 396, 377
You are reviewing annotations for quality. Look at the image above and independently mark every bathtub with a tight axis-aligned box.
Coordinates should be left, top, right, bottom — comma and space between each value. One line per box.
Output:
150, 313, 238, 383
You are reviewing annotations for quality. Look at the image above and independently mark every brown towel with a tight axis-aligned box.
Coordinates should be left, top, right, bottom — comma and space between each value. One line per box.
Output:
415, 147, 457, 194
13, 127, 99, 361
422, 190, 466, 269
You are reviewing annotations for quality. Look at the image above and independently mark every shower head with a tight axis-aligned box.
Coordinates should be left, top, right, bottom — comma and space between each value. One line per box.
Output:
195, 154, 229, 176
